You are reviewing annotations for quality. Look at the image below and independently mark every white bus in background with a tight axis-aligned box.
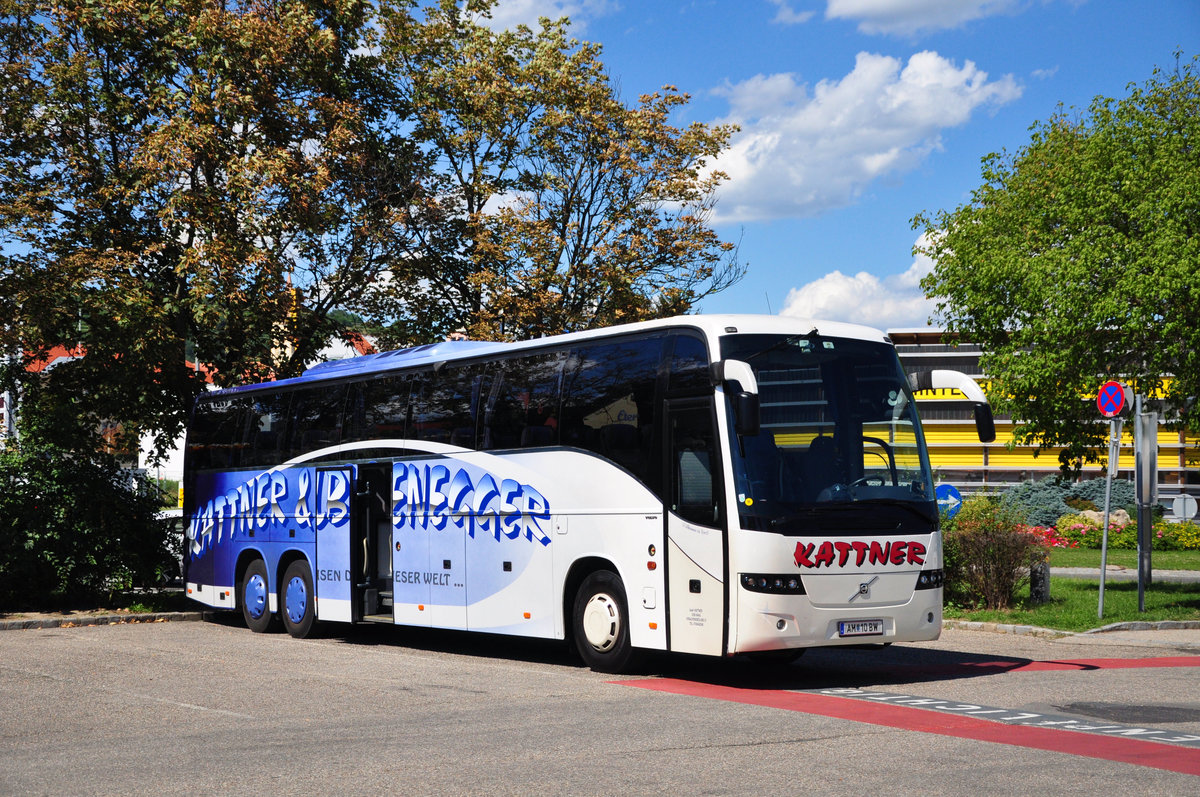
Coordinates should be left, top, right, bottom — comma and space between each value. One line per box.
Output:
182, 315, 994, 672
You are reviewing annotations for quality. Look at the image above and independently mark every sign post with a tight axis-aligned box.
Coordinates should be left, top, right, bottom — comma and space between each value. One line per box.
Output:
1095, 381, 1126, 619
1134, 394, 1158, 611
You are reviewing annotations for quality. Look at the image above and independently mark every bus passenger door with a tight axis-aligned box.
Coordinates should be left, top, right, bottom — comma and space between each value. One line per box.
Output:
391, 461, 431, 627
664, 400, 727, 657
314, 466, 355, 623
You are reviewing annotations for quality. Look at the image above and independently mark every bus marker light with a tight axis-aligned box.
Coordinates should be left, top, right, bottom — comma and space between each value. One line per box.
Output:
647, 561, 657, 570
418, 605, 425, 611
523, 612, 531, 619
649, 622, 658, 630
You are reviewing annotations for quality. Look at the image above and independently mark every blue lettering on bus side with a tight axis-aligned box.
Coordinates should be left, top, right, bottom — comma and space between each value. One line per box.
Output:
391, 462, 551, 546
186, 460, 552, 576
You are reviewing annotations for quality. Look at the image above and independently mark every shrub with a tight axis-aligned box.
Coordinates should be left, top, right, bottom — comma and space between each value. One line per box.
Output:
943, 496, 1048, 610
1025, 524, 1080, 549
1001, 476, 1071, 527
1067, 478, 1135, 510
1003, 476, 1138, 528
1168, 519, 1200, 550
0, 440, 176, 611
1063, 496, 1097, 512
1152, 518, 1200, 551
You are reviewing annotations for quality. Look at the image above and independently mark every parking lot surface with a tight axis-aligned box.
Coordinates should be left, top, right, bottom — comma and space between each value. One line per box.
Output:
1, 617, 1197, 795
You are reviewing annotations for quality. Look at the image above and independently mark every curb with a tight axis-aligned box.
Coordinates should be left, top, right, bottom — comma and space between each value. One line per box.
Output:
944, 618, 1200, 653
944, 618, 1200, 637
943, 619, 1071, 639
0, 611, 205, 631
1084, 620, 1200, 633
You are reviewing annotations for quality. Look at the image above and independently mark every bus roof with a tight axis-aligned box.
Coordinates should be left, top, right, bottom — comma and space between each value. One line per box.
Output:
207, 314, 889, 396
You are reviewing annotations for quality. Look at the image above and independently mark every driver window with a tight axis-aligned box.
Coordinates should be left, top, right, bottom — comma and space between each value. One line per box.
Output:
670, 404, 719, 527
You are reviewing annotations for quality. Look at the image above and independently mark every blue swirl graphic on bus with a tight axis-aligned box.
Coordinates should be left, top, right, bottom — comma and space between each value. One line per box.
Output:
186, 461, 552, 560
392, 462, 551, 546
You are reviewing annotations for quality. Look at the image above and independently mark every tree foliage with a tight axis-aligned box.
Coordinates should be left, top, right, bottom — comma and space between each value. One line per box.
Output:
0, 0, 416, 457
0, 437, 175, 611
1, 0, 741, 459
914, 55, 1200, 474
363, 0, 742, 344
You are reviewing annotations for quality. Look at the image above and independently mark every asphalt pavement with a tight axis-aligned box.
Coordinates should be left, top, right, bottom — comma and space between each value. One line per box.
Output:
3, 567, 1198, 651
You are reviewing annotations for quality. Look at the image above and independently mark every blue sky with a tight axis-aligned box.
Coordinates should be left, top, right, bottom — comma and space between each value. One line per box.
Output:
485, 0, 1199, 329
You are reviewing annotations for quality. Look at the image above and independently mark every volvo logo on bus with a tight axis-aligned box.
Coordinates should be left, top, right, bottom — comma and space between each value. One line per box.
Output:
848, 576, 879, 603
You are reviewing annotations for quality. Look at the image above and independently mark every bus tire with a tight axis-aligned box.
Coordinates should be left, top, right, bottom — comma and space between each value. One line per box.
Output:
280, 559, 316, 639
572, 570, 638, 674
240, 558, 276, 633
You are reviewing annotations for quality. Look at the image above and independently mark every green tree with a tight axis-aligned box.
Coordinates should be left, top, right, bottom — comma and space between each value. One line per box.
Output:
914, 56, 1200, 474
0, 0, 417, 458
0, 370, 174, 610
363, 0, 743, 344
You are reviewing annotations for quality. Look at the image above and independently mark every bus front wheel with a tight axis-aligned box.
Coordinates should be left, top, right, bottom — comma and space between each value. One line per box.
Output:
240, 558, 276, 633
280, 560, 316, 638
572, 570, 638, 674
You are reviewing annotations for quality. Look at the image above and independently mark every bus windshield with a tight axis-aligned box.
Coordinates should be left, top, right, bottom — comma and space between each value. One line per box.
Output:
720, 333, 935, 534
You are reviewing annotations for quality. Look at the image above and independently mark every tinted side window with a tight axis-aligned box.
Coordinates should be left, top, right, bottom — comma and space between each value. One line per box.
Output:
243, 392, 293, 468
485, 352, 563, 450
288, 382, 347, 459
410, 364, 488, 448
667, 333, 710, 395
186, 395, 253, 471
346, 374, 410, 443
560, 337, 664, 482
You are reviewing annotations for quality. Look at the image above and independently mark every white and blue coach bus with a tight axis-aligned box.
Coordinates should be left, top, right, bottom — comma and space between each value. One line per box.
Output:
182, 314, 993, 672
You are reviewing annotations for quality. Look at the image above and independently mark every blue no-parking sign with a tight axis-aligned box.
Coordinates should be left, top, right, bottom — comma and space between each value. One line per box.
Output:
936, 483, 963, 519
1097, 380, 1126, 418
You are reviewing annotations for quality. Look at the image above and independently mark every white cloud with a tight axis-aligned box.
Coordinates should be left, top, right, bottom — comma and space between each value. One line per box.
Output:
482, 0, 616, 31
779, 235, 937, 329
710, 51, 1020, 222
767, 0, 816, 25
825, 0, 1019, 36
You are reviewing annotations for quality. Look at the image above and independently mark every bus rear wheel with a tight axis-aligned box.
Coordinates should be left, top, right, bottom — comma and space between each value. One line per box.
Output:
240, 558, 276, 633
280, 560, 316, 639
572, 570, 638, 674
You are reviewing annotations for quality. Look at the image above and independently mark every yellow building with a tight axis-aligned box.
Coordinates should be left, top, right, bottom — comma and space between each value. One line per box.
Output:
889, 329, 1199, 505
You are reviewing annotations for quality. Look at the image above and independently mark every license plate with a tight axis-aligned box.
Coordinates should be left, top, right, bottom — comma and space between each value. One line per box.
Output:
838, 619, 884, 637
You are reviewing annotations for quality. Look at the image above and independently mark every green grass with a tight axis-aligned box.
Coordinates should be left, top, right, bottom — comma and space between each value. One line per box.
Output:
944, 578, 1200, 632
1048, 548, 1200, 571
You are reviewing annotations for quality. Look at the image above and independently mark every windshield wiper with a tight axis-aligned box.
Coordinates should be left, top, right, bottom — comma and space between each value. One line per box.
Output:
768, 498, 935, 529
768, 502, 865, 528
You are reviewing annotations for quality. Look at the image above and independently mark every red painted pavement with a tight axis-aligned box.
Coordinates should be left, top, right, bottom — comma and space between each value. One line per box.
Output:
615, 657, 1200, 777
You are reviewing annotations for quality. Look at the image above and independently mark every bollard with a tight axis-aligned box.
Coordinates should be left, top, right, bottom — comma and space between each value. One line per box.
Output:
1030, 560, 1051, 604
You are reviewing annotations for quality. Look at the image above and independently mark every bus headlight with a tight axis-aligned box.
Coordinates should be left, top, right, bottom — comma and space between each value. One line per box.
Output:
740, 573, 806, 595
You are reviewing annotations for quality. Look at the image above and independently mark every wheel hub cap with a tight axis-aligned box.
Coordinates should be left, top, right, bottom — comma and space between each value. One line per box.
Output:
244, 574, 267, 619
285, 576, 308, 624
581, 593, 620, 652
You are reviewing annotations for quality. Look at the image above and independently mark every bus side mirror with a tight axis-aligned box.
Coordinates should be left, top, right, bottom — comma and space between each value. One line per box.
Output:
973, 402, 996, 444
713, 359, 760, 437
734, 391, 760, 437
908, 369, 996, 444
